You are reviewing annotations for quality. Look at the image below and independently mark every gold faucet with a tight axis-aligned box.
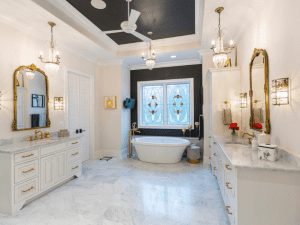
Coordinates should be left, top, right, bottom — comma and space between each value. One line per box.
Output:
128, 122, 141, 158
34, 130, 43, 140
242, 132, 255, 144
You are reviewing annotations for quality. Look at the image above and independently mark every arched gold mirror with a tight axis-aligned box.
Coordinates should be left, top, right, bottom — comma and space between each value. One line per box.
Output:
249, 49, 271, 134
12, 64, 51, 131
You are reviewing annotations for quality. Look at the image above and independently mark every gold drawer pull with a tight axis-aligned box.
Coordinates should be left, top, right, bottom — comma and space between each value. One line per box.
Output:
225, 164, 232, 170
22, 168, 35, 174
226, 206, 233, 215
22, 186, 34, 193
72, 165, 79, 170
71, 152, 79, 156
72, 142, 79, 145
22, 153, 34, 158
226, 182, 233, 190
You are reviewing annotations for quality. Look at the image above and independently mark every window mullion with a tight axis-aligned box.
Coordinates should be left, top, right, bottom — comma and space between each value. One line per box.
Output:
163, 83, 167, 125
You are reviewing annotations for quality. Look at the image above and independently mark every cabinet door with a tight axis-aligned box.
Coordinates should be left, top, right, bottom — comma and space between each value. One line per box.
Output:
41, 155, 54, 191
53, 152, 67, 183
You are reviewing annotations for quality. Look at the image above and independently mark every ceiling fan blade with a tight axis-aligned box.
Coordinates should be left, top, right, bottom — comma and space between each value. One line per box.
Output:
104, 30, 123, 34
128, 9, 141, 26
131, 31, 151, 42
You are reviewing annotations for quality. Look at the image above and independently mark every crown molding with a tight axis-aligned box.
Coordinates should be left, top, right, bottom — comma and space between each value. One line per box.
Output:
130, 58, 202, 71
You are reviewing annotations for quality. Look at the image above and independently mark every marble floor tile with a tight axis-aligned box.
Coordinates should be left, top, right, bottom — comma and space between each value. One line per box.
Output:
0, 159, 229, 225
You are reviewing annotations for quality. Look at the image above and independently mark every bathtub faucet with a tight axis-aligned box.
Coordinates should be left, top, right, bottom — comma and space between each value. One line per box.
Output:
128, 122, 141, 158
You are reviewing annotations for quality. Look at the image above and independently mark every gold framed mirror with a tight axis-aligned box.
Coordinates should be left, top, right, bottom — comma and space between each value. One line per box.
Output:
12, 64, 51, 131
249, 49, 271, 134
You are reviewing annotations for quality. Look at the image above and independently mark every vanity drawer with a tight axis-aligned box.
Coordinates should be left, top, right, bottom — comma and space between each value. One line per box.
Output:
15, 160, 39, 184
68, 148, 81, 162
40, 143, 68, 156
14, 149, 38, 164
67, 140, 81, 148
69, 160, 81, 175
14, 178, 39, 203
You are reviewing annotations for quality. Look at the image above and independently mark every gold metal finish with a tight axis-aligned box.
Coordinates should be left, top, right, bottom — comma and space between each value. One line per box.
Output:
225, 164, 232, 170
249, 49, 271, 134
22, 186, 34, 193
215, 7, 224, 14
128, 122, 141, 158
12, 64, 51, 131
22, 168, 35, 174
188, 159, 201, 164
242, 132, 255, 144
22, 153, 34, 158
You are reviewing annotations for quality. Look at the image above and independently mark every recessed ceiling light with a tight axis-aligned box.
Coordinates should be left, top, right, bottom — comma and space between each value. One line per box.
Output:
171, 55, 177, 59
91, 0, 106, 9
147, 31, 153, 36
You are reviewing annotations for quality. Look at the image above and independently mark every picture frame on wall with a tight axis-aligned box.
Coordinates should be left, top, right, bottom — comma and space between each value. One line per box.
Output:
32, 94, 45, 108
104, 96, 117, 109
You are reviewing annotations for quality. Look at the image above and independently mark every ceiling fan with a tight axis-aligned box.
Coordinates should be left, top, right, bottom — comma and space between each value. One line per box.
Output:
104, 0, 151, 42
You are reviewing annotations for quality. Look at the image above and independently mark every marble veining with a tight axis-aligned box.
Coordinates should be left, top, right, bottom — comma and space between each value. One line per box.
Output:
0, 159, 229, 225
0, 135, 82, 154
214, 136, 300, 172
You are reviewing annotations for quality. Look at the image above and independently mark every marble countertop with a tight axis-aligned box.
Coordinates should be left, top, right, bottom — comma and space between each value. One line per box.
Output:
0, 135, 81, 154
214, 136, 300, 172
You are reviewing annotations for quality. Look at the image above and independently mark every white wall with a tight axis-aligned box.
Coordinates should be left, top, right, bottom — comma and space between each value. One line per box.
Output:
0, 21, 97, 152
237, 0, 300, 156
95, 62, 130, 158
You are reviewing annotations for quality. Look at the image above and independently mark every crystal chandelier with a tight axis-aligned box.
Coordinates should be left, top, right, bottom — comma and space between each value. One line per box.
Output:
142, 42, 156, 70
211, 7, 235, 68
39, 22, 60, 70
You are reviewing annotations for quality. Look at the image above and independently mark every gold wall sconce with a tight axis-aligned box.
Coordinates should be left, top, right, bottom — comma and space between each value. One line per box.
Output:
272, 78, 289, 105
54, 97, 64, 110
239, 93, 247, 108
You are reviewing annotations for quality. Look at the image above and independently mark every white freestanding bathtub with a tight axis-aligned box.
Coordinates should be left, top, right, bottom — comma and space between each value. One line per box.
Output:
131, 136, 191, 164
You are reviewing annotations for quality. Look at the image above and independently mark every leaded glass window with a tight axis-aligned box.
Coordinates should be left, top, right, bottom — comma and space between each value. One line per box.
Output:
138, 78, 194, 129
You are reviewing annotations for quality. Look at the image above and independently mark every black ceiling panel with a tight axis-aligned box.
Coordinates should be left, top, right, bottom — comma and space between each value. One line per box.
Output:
66, 0, 195, 45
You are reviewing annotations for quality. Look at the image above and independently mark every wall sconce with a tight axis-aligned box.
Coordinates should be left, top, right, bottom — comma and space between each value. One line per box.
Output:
239, 93, 247, 108
54, 97, 64, 110
272, 78, 289, 105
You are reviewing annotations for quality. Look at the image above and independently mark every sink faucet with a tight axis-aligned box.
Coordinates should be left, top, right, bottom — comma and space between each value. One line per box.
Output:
242, 132, 255, 144
34, 130, 43, 140
128, 122, 141, 158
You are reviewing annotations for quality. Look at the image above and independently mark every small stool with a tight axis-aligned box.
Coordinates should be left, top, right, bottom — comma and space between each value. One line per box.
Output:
187, 144, 201, 164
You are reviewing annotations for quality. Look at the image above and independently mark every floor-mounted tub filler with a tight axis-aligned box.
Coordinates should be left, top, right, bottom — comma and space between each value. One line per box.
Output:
131, 136, 190, 164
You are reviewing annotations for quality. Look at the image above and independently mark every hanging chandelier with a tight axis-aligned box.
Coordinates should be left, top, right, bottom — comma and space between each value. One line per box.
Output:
142, 42, 156, 70
39, 22, 61, 70
211, 7, 235, 68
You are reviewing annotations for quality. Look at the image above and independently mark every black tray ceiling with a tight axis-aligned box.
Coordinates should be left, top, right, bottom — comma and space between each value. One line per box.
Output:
66, 0, 195, 45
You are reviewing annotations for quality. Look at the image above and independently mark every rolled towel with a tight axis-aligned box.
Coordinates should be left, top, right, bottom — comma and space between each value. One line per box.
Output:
223, 108, 232, 125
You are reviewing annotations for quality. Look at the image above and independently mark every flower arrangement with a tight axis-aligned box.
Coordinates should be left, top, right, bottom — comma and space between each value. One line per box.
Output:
229, 122, 239, 135
253, 123, 262, 130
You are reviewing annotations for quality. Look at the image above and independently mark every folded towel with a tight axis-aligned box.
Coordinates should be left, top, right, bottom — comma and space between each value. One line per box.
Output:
253, 108, 264, 123
223, 108, 232, 125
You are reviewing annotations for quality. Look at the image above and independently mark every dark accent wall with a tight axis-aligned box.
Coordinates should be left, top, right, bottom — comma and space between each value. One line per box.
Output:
130, 64, 203, 138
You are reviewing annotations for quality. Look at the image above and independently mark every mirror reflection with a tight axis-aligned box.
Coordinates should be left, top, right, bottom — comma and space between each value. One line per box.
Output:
13, 64, 50, 131
249, 49, 270, 134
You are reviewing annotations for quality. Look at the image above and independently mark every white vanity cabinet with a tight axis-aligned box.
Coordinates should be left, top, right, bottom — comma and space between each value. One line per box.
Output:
0, 137, 82, 215
209, 137, 300, 225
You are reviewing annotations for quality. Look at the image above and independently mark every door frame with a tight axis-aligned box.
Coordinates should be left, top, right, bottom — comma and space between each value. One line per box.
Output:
64, 68, 95, 161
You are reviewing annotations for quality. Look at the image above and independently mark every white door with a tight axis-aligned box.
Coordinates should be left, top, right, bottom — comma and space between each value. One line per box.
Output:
68, 72, 91, 162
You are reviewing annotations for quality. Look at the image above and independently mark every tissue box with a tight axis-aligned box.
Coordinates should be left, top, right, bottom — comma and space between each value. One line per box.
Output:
258, 144, 278, 162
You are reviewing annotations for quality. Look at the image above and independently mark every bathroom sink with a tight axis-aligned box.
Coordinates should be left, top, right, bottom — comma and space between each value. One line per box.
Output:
224, 142, 250, 149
